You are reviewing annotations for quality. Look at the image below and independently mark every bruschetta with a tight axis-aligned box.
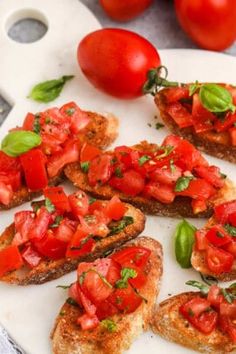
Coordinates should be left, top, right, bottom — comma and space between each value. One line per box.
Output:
151, 281, 236, 353
51, 236, 163, 354
0, 102, 118, 210
0, 187, 145, 285
154, 82, 236, 163
64, 134, 235, 218
191, 199, 236, 281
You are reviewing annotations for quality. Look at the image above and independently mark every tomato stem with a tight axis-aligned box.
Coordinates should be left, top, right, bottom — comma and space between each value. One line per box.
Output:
143, 65, 184, 96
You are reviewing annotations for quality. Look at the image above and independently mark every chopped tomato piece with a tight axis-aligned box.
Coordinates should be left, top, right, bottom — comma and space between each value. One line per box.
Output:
229, 212, 236, 227
21, 245, 42, 268
108, 284, 142, 313
109, 169, 145, 196
124, 264, 147, 289
214, 200, 236, 224
0, 170, 21, 192
40, 108, 70, 143
80, 142, 101, 162
111, 246, 151, 269
206, 245, 234, 274
95, 299, 119, 320
68, 190, 89, 218
150, 165, 182, 185
69, 282, 81, 305
219, 315, 236, 343
88, 154, 113, 186
176, 178, 215, 200
191, 199, 207, 214
220, 302, 236, 318
79, 215, 110, 238
164, 87, 190, 103
230, 127, 236, 146
192, 93, 215, 133
194, 165, 224, 189
0, 246, 23, 277
180, 297, 218, 334
223, 239, 236, 257
77, 313, 99, 330
28, 207, 52, 240
54, 218, 76, 243
43, 187, 71, 213
47, 139, 80, 178
20, 148, 48, 191
13, 211, 34, 245
22, 112, 35, 131
166, 102, 193, 128
215, 112, 236, 132
174, 139, 208, 170
194, 229, 209, 251
0, 151, 21, 172
88, 200, 106, 214
76, 284, 97, 315
60, 101, 90, 133
162, 134, 182, 148
114, 146, 139, 169
205, 225, 232, 247
143, 181, 175, 204
66, 228, 95, 259
207, 285, 224, 309
33, 230, 68, 260
105, 196, 126, 221
0, 182, 13, 205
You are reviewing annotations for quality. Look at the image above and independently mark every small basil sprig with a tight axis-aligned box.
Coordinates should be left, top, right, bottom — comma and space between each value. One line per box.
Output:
186, 280, 209, 295
1, 130, 41, 157
195, 83, 236, 113
116, 268, 137, 289
174, 219, 196, 268
101, 319, 117, 332
28, 75, 74, 103
175, 176, 193, 192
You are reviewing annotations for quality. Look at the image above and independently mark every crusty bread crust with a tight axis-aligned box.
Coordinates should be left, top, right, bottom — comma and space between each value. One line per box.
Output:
0, 203, 145, 285
64, 142, 236, 218
51, 236, 163, 354
155, 90, 236, 163
191, 216, 236, 281
151, 292, 236, 353
0, 111, 119, 211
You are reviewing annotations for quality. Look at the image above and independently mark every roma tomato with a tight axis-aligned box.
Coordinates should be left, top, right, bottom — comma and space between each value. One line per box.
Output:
174, 0, 236, 51
78, 28, 160, 99
99, 0, 153, 22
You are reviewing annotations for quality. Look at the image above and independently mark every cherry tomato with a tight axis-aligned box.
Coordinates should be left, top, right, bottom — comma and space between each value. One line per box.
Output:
99, 0, 153, 22
174, 0, 236, 51
78, 28, 160, 98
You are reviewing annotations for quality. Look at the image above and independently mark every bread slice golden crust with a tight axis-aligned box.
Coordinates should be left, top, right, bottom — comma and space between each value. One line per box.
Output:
155, 90, 236, 163
64, 141, 236, 218
0, 203, 145, 285
0, 112, 119, 211
151, 292, 236, 354
191, 216, 236, 282
51, 236, 163, 354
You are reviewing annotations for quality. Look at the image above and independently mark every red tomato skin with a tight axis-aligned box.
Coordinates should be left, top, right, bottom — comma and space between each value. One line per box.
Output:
33, 230, 68, 260
205, 225, 232, 247
214, 200, 236, 224
0, 246, 23, 277
99, 0, 153, 22
88, 154, 113, 186
66, 229, 95, 259
206, 245, 234, 275
68, 190, 89, 218
78, 28, 160, 98
80, 142, 101, 163
105, 195, 126, 221
174, 0, 236, 51
77, 313, 99, 331
43, 187, 71, 213
109, 169, 145, 196
143, 181, 175, 204
21, 245, 42, 268
111, 246, 151, 269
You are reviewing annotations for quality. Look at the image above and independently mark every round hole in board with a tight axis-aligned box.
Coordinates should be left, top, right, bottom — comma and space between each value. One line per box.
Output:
5, 8, 48, 43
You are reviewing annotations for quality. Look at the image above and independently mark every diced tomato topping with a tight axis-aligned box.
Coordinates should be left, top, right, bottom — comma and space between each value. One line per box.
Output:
0, 170, 21, 192
166, 102, 193, 128
111, 246, 151, 269
68, 190, 89, 218
143, 181, 175, 204
109, 169, 145, 196
223, 239, 236, 257
174, 139, 208, 170
0, 182, 13, 205
95, 299, 119, 320
76, 284, 97, 315
33, 230, 68, 260
28, 207, 52, 240
88, 154, 113, 186
108, 284, 142, 313
176, 178, 215, 200
47, 139, 80, 178
60, 101, 90, 133
0, 246, 24, 277
54, 218, 76, 243
22, 112, 35, 131
114, 146, 139, 169
43, 187, 71, 213
206, 245, 234, 274
229, 212, 236, 227
13, 211, 34, 246
77, 313, 99, 330
220, 302, 236, 318
192, 94, 215, 133
215, 112, 236, 132
194, 165, 225, 188
20, 148, 48, 191
80, 142, 101, 162
150, 165, 182, 185
229, 127, 236, 146
21, 245, 42, 268
205, 225, 232, 247
191, 199, 207, 214
214, 200, 236, 224
219, 315, 236, 343
194, 229, 209, 251
125, 264, 147, 289
66, 228, 95, 259
69, 282, 81, 305
105, 195, 126, 221
207, 285, 224, 309
165, 87, 190, 103
162, 134, 182, 148
180, 297, 218, 334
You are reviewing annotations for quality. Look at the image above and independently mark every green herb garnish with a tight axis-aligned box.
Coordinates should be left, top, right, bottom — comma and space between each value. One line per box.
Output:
138, 155, 151, 166
115, 167, 123, 178
109, 216, 134, 235
45, 198, 55, 213
80, 161, 90, 173
155, 122, 164, 130
1, 130, 41, 157
101, 319, 117, 332
33, 114, 41, 134
51, 215, 63, 228
175, 176, 193, 192
224, 224, 236, 237
186, 280, 209, 295
116, 268, 137, 289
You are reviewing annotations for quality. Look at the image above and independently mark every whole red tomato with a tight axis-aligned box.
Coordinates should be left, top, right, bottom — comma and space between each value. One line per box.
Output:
77, 28, 160, 99
99, 0, 153, 22
175, 0, 236, 51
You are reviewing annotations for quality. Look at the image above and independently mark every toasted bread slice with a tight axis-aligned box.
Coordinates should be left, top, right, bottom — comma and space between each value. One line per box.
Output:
191, 216, 236, 282
155, 90, 236, 163
151, 292, 236, 354
51, 236, 163, 354
0, 203, 144, 285
64, 141, 236, 218
0, 112, 118, 211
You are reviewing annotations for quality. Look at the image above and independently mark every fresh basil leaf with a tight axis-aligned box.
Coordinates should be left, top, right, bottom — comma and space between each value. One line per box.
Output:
155, 122, 164, 130
89, 196, 97, 205
156, 145, 174, 160
186, 280, 209, 295
45, 198, 55, 213
28, 75, 74, 103
199, 83, 236, 113
1, 130, 41, 157
50, 215, 63, 228
138, 155, 151, 166
101, 319, 117, 332
80, 161, 90, 173
224, 224, 236, 237
109, 216, 134, 235
221, 288, 234, 304
115, 167, 123, 178
175, 219, 196, 268
175, 176, 193, 192
189, 81, 200, 96
116, 267, 137, 289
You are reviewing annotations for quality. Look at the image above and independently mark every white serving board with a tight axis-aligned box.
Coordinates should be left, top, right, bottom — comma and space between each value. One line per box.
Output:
0, 1, 236, 353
